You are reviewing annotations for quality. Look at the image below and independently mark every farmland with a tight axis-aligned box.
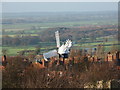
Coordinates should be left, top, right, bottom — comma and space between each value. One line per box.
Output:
1, 11, 119, 56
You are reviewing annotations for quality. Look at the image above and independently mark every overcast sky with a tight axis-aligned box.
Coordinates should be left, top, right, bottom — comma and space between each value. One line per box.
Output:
2, 2, 118, 13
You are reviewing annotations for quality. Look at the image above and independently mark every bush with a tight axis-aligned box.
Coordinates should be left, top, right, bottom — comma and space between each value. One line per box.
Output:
2, 56, 120, 88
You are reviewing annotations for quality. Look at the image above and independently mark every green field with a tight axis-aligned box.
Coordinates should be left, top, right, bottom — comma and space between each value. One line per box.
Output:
2, 11, 118, 56
75, 41, 118, 46
1, 40, 119, 56
1, 34, 38, 37
2, 46, 35, 56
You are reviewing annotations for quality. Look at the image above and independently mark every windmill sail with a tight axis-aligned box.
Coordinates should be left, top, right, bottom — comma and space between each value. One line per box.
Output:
58, 39, 72, 54
43, 50, 58, 61
55, 31, 60, 48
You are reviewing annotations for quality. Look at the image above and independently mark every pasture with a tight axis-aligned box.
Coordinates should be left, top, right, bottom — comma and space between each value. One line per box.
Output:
2, 41, 119, 56
2, 11, 118, 56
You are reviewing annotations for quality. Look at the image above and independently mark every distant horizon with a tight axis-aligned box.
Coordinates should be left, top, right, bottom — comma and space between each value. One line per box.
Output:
2, 2, 118, 13
2, 10, 118, 14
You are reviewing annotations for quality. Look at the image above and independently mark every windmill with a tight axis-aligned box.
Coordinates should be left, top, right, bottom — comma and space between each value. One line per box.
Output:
43, 31, 72, 61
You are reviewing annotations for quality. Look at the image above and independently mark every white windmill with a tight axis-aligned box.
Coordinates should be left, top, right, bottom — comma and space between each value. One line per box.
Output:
43, 31, 72, 61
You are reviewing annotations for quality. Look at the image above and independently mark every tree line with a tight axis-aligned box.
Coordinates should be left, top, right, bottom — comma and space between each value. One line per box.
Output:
2, 25, 118, 46
2, 36, 40, 46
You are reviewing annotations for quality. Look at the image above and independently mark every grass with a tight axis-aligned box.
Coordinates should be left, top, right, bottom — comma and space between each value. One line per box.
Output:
74, 45, 119, 53
1, 34, 118, 56
74, 41, 118, 46
2, 34, 39, 37
1, 18, 118, 56
2, 46, 36, 56
1, 45, 57, 56
2, 41, 119, 56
